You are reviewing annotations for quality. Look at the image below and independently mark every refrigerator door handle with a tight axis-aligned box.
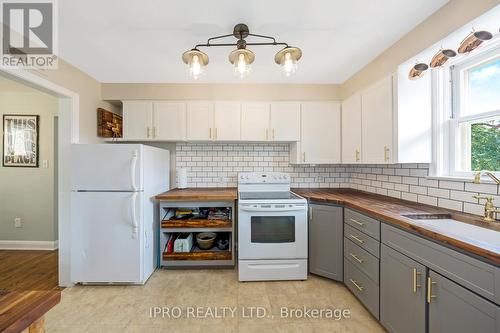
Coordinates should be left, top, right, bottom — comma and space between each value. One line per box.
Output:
130, 150, 138, 191
131, 192, 138, 237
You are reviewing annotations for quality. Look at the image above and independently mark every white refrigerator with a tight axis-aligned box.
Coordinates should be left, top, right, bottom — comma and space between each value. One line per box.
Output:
71, 144, 169, 284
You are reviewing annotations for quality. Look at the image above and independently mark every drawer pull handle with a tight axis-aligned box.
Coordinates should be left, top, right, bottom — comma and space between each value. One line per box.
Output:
349, 279, 364, 292
350, 253, 363, 264
350, 218, 364, 226
427, 277, 437, 303
412, 268, 422, 293
349, 234, 364, 244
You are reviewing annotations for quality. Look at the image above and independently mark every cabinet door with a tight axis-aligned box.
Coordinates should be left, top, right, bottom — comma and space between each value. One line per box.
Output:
241, 103, 270, 141
270, 102, 300, 141
153, 102, 186, 140
380, 244, 426, 333
214, 102, 241, 141
342, 93, 362, 163
309, 204, 343, 281
186, 102, 214, 141
301, 102, 341, 164
362, 76, 394, 164
123, 101, 153, 140
428, 270, 500, 333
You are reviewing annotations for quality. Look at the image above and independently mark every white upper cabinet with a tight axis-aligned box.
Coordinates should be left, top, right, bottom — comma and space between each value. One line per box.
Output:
270, 102, 301, 141
123, 101, 153, 140
214, 102, 241, 141
186, 102, 214, 141
241, 103, 270, 141
356, 73, 431, 164
361, 76, 394, 164
153, 102, 186, 141
341, 93, 362, 163
292, 102, 341, 164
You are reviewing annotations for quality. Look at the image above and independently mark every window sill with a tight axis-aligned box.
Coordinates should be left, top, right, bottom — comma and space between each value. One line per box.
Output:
426, 175, 500, 184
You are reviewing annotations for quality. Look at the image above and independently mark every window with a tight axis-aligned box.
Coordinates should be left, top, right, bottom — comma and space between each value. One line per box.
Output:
449, 47, 500, 176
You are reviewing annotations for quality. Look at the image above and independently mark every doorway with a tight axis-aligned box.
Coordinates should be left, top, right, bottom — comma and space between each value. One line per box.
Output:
0, 68, 79, 288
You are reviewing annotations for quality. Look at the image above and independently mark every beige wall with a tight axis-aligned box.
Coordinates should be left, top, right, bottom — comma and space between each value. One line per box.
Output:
0, 84, 58, 242
29, 60, 118, 143
340, 0, 500, 98
101, 83, 341, 102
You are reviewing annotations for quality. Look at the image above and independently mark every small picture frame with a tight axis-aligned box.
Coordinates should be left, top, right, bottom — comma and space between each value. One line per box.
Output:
2, 115, 40, 167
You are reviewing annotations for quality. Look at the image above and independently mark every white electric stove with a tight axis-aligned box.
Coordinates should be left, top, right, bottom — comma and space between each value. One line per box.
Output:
237, 172, 308, 281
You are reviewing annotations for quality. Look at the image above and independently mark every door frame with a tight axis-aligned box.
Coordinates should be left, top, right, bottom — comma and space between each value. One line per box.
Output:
1, 68, 79, 287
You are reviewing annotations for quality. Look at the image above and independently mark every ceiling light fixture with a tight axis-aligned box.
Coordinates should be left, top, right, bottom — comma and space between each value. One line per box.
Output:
182, 23, 302, 79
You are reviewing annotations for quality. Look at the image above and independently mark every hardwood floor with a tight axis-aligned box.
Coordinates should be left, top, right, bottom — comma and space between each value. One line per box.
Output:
0, 250, 61, 332
0, 250, 59, 292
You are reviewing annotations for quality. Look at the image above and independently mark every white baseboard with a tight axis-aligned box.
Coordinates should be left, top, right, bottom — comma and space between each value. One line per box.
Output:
0, 240, 59, 250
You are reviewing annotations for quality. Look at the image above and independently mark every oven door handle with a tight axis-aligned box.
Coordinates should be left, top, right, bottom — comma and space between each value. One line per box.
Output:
239, 206, 306, 212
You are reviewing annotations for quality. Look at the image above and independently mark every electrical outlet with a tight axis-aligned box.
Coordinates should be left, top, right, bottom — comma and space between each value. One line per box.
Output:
42, 160, 49, 168
14, 218, 22, 228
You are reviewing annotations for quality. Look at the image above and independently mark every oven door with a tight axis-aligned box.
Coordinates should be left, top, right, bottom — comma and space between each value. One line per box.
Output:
238, 203, 308, 260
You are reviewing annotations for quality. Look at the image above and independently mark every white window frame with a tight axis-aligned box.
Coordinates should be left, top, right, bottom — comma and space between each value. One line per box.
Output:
434, 42, 500, 179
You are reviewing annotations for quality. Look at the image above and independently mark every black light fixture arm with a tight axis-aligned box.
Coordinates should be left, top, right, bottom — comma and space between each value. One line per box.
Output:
193, 24, 290, 49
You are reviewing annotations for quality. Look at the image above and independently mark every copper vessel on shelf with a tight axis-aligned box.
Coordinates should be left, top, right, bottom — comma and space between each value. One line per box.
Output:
458, 30, 493, 54
408, 63, 429, 80
430, 49, 457, 68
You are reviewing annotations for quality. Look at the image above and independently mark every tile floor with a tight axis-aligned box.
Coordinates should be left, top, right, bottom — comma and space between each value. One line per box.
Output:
45, 269, 386, 333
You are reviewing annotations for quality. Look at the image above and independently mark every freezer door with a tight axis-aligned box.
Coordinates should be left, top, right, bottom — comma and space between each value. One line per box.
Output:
72, 144, 143, 191
71, 191, 143, 283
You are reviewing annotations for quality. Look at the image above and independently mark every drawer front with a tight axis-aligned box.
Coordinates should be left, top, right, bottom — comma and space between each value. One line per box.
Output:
344, 238, 380, 284
345, 224, 380, 258
344, 258, 380, 319
381, 223, 500, 305
345, 208, 380, 240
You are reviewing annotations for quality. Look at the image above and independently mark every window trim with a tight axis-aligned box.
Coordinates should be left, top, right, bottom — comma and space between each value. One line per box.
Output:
433, 42, 500, 180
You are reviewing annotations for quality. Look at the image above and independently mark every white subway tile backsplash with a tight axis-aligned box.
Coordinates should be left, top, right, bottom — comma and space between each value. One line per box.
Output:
418, 195, 438, 206
438, 198, 463, 211
438, 180, 465, 191
464, 182, 499, 195
176, 143, 497, 219
410, 185, 428, 195
427, 187, 450, 199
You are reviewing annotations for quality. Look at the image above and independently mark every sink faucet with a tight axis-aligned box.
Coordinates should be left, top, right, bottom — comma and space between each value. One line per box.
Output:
473, 195, 500, 222
473, 171, 500, 184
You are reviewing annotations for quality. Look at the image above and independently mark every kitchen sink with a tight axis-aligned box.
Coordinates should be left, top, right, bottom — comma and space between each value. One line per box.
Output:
403, 214, 500, 254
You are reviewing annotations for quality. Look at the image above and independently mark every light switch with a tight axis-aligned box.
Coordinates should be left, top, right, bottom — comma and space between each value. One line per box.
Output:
14, 218, 22, 228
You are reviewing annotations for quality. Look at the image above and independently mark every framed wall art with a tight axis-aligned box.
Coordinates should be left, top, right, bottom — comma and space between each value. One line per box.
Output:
2, 115, 40, 167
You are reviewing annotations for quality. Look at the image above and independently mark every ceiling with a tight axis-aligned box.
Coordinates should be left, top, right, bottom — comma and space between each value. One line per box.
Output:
59, 0, 449, 84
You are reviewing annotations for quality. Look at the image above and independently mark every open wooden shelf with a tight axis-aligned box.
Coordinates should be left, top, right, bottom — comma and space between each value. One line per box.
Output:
161, 219, 232, 229
163, 248, 232, 261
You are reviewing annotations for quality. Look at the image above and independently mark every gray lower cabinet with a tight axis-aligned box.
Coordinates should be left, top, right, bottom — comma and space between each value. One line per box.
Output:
428, 270, 500, 333
309, 204, 343, 281
380, 244, 426, 333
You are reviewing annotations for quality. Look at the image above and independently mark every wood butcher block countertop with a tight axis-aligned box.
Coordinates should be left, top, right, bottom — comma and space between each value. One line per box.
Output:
155, 187, 238, 201
293, 188, 500, 266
